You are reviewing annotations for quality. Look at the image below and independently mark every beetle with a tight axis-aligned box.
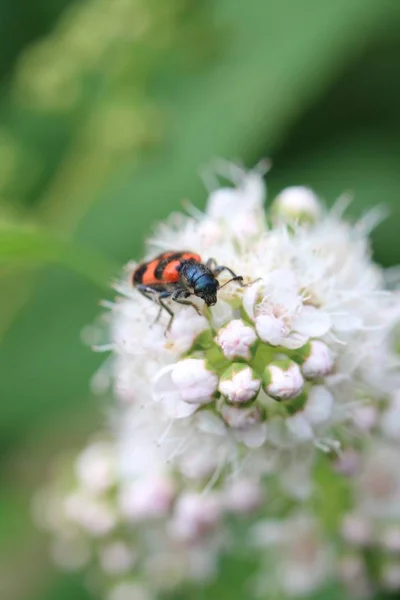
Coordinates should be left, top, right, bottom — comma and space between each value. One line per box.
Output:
132, 250, 244, 331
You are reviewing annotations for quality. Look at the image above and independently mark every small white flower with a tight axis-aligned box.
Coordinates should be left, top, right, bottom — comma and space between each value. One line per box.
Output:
64, 492, 116, 537
223, 479, 263, 514
272, 186, 322, 222
380, 527, 400, 552
119, 476, 175, 522
99, 542, 136, 575
303, 385, 334, 426
341, 513, 371, 546
352, 405, 378, 431
216, 319, 257, 360
219, 364, 261, 404
286, 413, 314, 442
75, 441, 116, 494
206, 165, 265, 218
245, 273, 331, 349
169, 492, 221, 542
107, 582, 151, 600
263, 360, 304, 400
167, 307, 209, 353
301, 341, 334, 379
220, 404, 267, 447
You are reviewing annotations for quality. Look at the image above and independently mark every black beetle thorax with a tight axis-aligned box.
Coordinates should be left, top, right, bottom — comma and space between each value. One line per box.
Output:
180, 262, 210, 288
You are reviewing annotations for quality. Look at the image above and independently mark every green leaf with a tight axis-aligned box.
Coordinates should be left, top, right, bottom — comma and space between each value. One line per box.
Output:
0, 223, 117, 288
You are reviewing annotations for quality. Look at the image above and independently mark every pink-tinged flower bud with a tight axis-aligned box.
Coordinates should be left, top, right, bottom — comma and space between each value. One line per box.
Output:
352, 405, 378, 431
169, 493, 221, 542
153, 358, 218, 419
219, 364, 260, 405
99, 542, 136, 575
64, 493, 116, 537
380, 527, 400, 552
223, 479, 263, 514
299, 340, 334, 379
272, 186, 321, 223
171, 358, 218, 404
216, 319, 257, 360
220, 404, 267, 448
262, 360, 304, 400
341, 513, 371, 546
118, 476, 175, 522
75, 441, 116, 494
303, 385, 334, 425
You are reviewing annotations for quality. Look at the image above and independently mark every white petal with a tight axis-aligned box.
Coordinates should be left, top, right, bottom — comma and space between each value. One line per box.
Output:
210, 300, 234, 328
280, 331, 309, 349
266, 269, 299, 308
292, 306, 331, 337
153, 364, 176, 396
163, 393, 199, 419
255, 314, 286, 345
195, 411, 226, 436
243, 280, 264, 320
303, 386, 334, 425
206, 187, 240, 218
234, 423, 267, 448
331, 313, 363, 332
286, 413, 314, 441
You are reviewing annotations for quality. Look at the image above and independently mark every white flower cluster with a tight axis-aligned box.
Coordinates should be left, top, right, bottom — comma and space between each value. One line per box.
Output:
36, 162, 400, 599
338, 390, 400, 598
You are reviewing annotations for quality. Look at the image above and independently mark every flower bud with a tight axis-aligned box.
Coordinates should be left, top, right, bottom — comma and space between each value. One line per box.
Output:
216, 319, 257, 360
303, 385, 334, 425
99, 542, 136, 575
299, 340, 334, 379
75, 441, 116, 494
64, 493, 116, 537
341, 513, 372, 546
119, 476, 175, 522
380, 527, 400, 552
219, 364, 260, 405
352, 405, 378, 431
272, 186, 321, 223
220, 404, 267, 447
171, 358, 219, 404
206, 187, 240, 219
262, 360, 304, 400
223, 479, 263, 514
286, 412, 314, 441
169, 493, 221, 542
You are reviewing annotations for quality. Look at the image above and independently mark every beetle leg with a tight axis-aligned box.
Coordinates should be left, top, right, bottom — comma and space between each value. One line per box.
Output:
211, 265, 245, 288
137, 285, 175, 331
206, 257, 218, 270
172, 289, 202, 316
137, 284, 160, 303
158, 294, 176, 334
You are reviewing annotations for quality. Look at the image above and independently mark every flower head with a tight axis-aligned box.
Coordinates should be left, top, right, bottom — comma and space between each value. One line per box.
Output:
37, 161, 400, 600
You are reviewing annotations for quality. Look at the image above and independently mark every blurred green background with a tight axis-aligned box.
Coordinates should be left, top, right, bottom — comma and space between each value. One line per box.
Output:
1, 0, 400, 599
